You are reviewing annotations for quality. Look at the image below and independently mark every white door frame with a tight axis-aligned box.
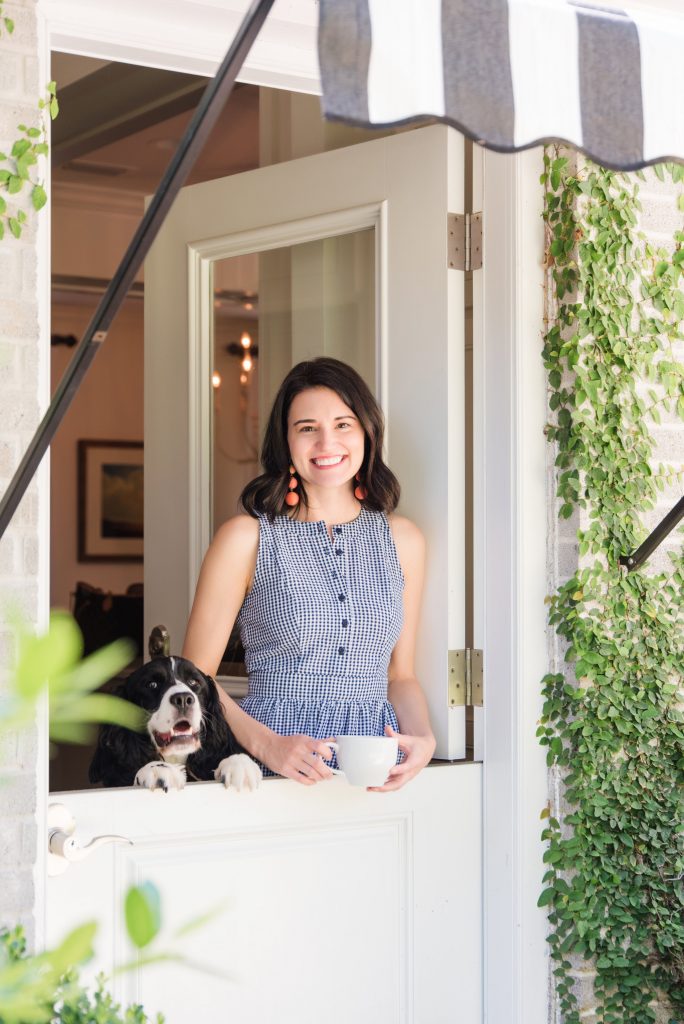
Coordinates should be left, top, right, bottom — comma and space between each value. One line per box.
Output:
474, 146, 550, 1024
37, 4, 550, 1020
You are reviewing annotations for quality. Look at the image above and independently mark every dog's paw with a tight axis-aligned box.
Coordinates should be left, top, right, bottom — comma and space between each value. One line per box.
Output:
214, 754, 262, 792
134, 761, 186, 792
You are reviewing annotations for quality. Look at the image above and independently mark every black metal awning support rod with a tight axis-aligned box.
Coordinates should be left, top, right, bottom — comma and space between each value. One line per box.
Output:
619, 496, 684, 571
0, 0, 275, 542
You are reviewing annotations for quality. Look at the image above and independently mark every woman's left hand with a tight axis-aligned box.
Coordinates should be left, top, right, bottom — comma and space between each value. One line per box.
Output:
367, 724, 436, 792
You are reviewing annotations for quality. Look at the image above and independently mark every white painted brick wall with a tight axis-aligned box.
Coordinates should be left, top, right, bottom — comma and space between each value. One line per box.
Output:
0, 0, 41, 948
546, 163, 684, 1023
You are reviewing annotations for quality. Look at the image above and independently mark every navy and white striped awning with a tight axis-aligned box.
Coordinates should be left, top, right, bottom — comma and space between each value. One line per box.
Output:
318, 0, 684, 171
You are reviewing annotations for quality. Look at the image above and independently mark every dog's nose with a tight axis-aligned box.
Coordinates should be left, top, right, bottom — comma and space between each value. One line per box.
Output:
170, 692, 195, 710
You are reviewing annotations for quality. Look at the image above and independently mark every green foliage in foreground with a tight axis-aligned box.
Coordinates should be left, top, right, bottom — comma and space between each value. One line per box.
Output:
4, 609, 144, 742
0, 615, 220, 1023
0, 926, 164, 1024
540, 151, 684, 1023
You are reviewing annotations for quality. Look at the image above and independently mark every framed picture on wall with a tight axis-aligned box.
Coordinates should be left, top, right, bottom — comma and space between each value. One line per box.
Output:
78, 440, 144, 562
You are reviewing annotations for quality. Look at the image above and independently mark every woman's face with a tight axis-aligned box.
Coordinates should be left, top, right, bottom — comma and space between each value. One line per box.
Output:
287, 386, 366, 493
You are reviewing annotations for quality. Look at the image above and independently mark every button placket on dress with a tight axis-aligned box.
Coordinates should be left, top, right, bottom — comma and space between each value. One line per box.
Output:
323, 522, 349, 662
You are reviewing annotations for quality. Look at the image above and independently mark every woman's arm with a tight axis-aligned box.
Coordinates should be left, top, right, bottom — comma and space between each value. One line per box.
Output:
182, 515, 333, 784
370, 515, 436, 792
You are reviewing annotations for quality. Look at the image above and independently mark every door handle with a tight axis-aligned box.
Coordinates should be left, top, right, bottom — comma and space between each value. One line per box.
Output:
48, 802, 133, 877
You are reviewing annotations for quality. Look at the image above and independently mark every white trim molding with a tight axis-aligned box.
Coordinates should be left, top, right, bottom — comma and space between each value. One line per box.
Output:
473, 145, 550, 1023
40, 0, 321, 93
52, 180, 145, 217
187, 202, 386, 590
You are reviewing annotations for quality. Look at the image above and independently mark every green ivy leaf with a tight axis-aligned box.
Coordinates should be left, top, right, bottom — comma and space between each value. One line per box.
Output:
538, 887, 556, 908
31, 183, 47, 211
11, 138, 30, 159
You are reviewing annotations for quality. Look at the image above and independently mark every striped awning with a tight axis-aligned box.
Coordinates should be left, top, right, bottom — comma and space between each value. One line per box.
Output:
318, 0, 684, 171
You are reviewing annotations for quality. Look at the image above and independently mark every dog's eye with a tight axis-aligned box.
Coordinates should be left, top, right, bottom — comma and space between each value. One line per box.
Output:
148, 680, 158, 690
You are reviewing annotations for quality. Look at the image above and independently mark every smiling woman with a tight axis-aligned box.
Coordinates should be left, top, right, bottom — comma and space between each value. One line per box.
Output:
182, 356, 436, 790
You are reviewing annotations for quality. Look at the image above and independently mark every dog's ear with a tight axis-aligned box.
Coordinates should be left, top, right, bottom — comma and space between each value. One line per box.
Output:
188, 673, 240, 780
201, 672, 223, 716
89, 686, 154, 787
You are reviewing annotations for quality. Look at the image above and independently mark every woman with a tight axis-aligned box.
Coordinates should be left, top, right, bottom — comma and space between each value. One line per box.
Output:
182, 357, 435, 790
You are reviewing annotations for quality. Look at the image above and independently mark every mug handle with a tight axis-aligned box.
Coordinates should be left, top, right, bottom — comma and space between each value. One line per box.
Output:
322, 741, 344, 776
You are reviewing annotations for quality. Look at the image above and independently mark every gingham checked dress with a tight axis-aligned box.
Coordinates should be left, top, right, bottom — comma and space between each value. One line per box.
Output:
237, 508, 404, 775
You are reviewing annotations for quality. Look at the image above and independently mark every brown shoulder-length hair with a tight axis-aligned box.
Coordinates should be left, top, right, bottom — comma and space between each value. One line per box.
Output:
240, 357, 400, 519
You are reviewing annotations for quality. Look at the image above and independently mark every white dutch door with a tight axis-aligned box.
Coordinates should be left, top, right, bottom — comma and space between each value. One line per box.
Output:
47, 126, 482, 1024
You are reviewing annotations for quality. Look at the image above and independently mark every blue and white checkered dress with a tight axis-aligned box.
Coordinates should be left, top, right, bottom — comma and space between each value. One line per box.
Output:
237, 508, 404, 775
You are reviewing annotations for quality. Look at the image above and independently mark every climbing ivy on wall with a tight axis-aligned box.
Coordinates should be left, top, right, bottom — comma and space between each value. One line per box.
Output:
539, 150, 684, 1023
0, 2, 14, 35
0, 10, 57, 240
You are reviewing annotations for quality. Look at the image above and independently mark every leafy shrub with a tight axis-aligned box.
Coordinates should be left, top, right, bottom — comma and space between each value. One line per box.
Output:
0, 926, 164, 1024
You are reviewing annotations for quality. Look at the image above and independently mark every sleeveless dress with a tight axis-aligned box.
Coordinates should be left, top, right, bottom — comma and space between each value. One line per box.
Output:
237, 508, 405, 775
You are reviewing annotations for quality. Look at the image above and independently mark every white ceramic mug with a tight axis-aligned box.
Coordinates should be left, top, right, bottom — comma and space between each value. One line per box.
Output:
325, 735, 399, 787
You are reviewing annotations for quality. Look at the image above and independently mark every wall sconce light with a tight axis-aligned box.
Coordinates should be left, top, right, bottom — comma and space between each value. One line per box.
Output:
225, 337, 259, 388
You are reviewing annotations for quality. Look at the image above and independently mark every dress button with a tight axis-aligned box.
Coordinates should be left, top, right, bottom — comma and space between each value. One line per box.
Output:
331, 571, 337, 578
338, 593, 346, 601
335, 527, 342, 535
342, 619, 348, 628
335, 548, 343, 556
338, 646, 345, 656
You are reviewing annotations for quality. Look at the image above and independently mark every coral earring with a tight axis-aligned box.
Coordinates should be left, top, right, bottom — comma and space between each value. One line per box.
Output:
354, 473, 367, 501
285, 465, 300, 506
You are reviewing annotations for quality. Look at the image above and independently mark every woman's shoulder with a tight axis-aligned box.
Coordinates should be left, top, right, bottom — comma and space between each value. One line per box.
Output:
212, 513, 260, 551
386, 513, 425, 566
386, 513, 425, 547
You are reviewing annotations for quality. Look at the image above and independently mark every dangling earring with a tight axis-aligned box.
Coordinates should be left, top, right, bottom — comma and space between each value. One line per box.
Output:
285, 464, 300, 506
354, 472, 368, 501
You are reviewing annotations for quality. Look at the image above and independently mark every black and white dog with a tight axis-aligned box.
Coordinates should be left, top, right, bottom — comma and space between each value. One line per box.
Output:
89, 656, 261, 792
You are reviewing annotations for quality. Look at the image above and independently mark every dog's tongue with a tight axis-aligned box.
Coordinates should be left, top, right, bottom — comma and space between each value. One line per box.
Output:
154, 722, 192, 746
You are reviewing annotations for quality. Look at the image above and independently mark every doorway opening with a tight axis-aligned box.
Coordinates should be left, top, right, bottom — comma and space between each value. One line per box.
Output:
48, 56, 476, 790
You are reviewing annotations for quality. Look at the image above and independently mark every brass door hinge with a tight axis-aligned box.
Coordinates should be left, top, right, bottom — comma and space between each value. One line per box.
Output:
447, 212, 483, 271
448, 649, 484, 707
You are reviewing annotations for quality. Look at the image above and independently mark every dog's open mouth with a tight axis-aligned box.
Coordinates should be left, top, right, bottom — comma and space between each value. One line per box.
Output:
153, 721, 199, 746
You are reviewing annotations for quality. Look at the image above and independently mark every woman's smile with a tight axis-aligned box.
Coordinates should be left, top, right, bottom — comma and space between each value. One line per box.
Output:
311, 454, 347, 468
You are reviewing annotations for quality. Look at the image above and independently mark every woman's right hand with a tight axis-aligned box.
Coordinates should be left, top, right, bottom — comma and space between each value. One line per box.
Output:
261, 733, 335, 784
